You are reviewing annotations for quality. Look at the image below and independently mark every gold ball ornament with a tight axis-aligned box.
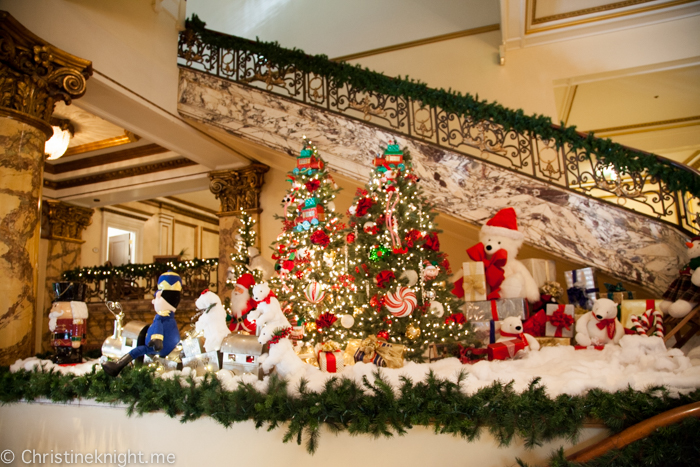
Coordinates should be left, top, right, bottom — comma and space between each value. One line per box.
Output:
304, 322, 317, 333
434, 281, 446, 289
405, 324, 421, 340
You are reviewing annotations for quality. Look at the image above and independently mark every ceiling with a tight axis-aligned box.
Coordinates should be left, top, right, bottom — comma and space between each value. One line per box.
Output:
41, 0, 700, 214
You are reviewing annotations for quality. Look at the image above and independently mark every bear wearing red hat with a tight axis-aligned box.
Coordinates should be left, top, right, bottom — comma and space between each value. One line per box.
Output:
465, 207, 540, 303
229, 273, 258, 333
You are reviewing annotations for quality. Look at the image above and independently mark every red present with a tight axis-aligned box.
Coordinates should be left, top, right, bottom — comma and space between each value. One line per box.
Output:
457, 345, 488, 364
487, 339, 526, 361
574, 345, 604, 351
523, 310, 547, 337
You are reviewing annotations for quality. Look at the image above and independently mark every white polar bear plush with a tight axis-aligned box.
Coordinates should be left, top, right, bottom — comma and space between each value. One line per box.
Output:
247, 246, 275, 281
497, 316, 540, 351
466, 207, 540, 303
257, 320, 305, 378
248, 282, 287, 329
194, 290, 231, 352
660, 237, 700, 318
575, 298, 624, 346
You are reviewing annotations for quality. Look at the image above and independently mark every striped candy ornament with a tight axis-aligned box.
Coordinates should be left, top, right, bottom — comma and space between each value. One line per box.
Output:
384, 287, 417, 318
630, 308, 664, 338
304, 281, 325, 304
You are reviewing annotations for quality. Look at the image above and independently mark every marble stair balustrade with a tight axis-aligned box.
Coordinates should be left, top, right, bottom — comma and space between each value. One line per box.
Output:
177, 68, 688, 294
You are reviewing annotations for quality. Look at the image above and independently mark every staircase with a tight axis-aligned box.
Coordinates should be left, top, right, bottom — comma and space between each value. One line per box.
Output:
175, 20, 700, 294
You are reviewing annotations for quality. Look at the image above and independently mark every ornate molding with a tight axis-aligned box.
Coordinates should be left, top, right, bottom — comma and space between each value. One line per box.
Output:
0, 11, 92, 137
41, 200, 94, 243
209, 164, 269, 216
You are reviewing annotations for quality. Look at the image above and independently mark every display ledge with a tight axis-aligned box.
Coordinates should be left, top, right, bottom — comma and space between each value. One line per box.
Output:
0, 402, 608, 467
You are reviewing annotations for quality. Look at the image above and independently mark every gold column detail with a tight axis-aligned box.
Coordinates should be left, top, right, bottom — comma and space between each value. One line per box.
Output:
40, 200, 94, 243
0, 12, 92, 365
209, 164, 269, 216
0, 11, 93, 136
209, 164, 269, 296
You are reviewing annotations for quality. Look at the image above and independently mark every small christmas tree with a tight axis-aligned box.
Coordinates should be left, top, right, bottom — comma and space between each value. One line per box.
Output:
227, 209, 263, 285
345, 139, 471, 360
268, 138, 355, 348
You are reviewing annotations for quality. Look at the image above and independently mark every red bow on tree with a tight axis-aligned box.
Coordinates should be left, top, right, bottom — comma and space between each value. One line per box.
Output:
466, 243, 508, 300
315, 312, 337, 330
445, 313, 466, 325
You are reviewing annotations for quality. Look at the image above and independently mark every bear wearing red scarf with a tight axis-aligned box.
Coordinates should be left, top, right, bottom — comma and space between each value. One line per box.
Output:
462, 207, 540, 303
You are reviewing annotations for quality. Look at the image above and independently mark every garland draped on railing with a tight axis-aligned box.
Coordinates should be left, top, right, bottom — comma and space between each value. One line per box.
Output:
62, 258, 218, 281
1, 365, 698, 462
183, 15, 700, 200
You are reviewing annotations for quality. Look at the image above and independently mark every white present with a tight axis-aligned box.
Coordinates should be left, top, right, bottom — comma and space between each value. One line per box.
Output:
521, 259, 557, 289
316, 342, 344, 373
545, 303, 575, 338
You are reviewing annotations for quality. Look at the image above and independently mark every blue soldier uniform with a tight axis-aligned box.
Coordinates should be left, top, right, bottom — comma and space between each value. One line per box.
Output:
102, 271, 183, 377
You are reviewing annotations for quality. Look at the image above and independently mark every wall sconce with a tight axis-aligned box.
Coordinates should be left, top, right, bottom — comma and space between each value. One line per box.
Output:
45, 118, 75, 160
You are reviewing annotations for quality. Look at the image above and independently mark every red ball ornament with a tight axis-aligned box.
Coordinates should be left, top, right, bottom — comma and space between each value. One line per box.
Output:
377, 330, 390, 340
384, 287, 417, 318
304, 281, 325, 304
346, 232, 356, 243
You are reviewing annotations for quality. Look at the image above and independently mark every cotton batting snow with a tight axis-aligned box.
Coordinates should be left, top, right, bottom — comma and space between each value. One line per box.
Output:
10, 336, 700, 398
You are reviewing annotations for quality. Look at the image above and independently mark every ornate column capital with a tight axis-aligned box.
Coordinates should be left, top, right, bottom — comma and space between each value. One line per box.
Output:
209, 163, 269, 216
0, 11, 93, 137
41, 200, 94, 243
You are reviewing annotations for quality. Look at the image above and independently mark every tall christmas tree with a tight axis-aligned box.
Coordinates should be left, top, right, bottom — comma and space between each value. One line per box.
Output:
345, 139, 469, 360
268, 138, 356, 348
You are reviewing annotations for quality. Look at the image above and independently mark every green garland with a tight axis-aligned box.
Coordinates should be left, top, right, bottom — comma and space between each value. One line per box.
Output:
183, 15, 700, 199
62, 258, 218, 281
2, 364, 699, 458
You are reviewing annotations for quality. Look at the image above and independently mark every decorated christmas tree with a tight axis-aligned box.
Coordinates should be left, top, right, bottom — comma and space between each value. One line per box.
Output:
227, 209, 263, 286
268, 138, 356, 348
345, 139, 470, 360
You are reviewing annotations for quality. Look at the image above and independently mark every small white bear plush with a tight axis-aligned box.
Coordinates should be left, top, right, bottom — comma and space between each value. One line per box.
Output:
194, 290, 231, 352
497, 316, 540, 351
257, 321, 305, 378
463, 208, 540, 303
660, 237, 700, 318
575, 298, 624, 346
248, 282, 287, 329
247, 246, 275, 281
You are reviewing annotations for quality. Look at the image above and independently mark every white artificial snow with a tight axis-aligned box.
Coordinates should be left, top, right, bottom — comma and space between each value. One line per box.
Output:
10, 336, 700, 398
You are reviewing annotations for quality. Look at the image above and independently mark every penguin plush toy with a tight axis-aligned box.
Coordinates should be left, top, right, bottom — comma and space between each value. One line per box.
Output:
102, 271, 182, 377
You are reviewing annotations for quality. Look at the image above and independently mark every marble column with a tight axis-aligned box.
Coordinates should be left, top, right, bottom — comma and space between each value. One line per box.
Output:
39, 200, 93, 352
0, 11, 92, 365
209, 164, 269, 296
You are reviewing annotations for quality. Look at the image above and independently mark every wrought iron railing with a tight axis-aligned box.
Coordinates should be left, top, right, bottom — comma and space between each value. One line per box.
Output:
177, 20, 700, 235
62, 258, 218, 303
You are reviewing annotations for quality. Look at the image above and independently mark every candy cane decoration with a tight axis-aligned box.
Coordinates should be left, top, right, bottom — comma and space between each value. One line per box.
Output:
630, 309, 664, 338
385, 191, 401, 249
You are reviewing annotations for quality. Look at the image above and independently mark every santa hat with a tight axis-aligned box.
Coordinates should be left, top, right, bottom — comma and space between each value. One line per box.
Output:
236, 273, 256, 289
480, 207, 524, 241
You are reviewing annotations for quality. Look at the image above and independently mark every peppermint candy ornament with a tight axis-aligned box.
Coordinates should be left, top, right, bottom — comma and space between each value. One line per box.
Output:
384, 287, 417, 318
305, 281, 325, 304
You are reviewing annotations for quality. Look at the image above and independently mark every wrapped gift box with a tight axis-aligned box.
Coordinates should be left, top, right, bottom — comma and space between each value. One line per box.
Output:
545, 304, 575, 338
604, 282, 635, 304
619, 299, 662, 328
565, 267, 599, 310
316, 341, 344, 373
487, 339, 526, 361
471, 321, 495, 346
521, 259, 557, 289
353, 336, 405, 368
534, 337, 571, 347
181, 335, 206, 358
344, 339, 362, 366
462, 261, 487, 302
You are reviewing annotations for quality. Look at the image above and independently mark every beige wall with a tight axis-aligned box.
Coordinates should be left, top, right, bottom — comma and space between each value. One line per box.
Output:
80, 202, 219, 269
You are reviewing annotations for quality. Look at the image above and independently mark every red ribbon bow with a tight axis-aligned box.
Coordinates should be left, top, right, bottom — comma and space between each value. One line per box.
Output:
547, 308, 574, 337
466, 243, 508, 299
595, 318, 617, 340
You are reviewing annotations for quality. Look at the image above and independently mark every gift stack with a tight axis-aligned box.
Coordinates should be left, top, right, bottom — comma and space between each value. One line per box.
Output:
181, 333, 221, 376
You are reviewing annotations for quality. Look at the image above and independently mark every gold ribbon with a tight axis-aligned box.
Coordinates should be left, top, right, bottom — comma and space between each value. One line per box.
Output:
463, 275, 486, 296
321, 341, 341, 352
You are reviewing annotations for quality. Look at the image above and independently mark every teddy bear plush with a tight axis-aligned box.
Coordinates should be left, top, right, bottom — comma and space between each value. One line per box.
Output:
660, 237, 700, 318
497, 316, 540, 351
575, 298, 624, 346
194, 290, 231, 353
466, 207, 540, 303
